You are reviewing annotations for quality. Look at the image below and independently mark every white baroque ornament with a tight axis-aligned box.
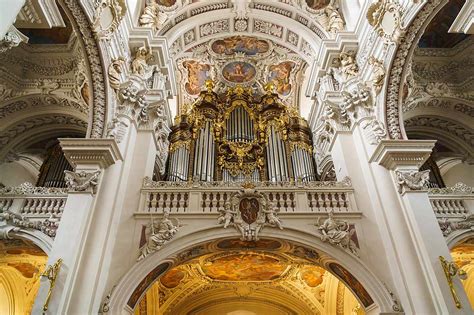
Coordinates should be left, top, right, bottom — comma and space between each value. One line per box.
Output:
361, 118, 387, 145
137, 210, 179, 261
315, 210, 358, 256
139, 0, 169, 31
92, 0, 127, 40
438, 215, 474, 237
0, 210, 60, 238
106, 117, 128, 143
217, 187, 283, 241
64, 170, 101, 194
395, 170, 430, 194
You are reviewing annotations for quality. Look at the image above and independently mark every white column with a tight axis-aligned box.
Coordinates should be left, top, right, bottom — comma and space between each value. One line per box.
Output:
369, 140, 471, 314
32, 139, 123, 315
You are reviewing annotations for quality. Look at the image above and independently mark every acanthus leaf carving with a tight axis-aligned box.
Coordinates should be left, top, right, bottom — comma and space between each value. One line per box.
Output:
315, 210, 359, 256
217, 187, 283, 241
137, 210, 179, 261
0, 210, 60, 238
395, 170, 430, 194
438, 215, 474, 237
64, 170, 101, 194
361, 117, 387, 145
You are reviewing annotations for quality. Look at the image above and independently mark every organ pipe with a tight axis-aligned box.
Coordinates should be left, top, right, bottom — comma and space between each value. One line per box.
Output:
167, 83, 317, 183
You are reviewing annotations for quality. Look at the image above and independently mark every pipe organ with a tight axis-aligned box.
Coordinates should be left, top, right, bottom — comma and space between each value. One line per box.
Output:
167, 82, 317, 182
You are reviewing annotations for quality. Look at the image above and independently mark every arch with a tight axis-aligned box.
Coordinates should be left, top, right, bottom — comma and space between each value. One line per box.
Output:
384, 0, 448, 139
446, 230, 474, 250
107, 227, 394, 314
59, 0, 109, 138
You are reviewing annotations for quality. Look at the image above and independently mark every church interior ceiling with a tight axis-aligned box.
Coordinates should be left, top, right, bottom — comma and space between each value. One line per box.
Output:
132, 238, 367, 315
0, 239, 47, 315
176, 36, 306, 111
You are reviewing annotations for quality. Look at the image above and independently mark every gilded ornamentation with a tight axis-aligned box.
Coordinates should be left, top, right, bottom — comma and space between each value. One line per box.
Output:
316, 211, 358, 256
64, 170, 101, 194
40, 258, 63, 312
218, 188, 283, 241
138, 210, 179, 261
395, 170, 430, 194
439, 256, 467, 309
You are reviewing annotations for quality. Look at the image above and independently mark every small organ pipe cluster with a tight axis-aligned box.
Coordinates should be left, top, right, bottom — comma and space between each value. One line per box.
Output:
167, 81, 317, 182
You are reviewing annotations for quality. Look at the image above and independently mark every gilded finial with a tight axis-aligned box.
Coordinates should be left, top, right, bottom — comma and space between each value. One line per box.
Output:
241, 181, 256, 189
205, 79, 214, 92
234, 85, 245, 95
264, 82, 276, 94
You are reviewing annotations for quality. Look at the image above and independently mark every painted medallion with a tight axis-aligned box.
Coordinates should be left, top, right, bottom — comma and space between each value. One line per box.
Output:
211, 36, 270, 55
202, 253, 287, 281
305, 0, 331, 10
268, 61, 295, 96
222, 62, 256, 83
183, 60, 211, 95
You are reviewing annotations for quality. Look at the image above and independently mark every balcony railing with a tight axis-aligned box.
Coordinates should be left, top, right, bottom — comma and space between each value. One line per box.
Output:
0, 183, 67, 237
136, 177, 360, 216
428, 183, 474, 219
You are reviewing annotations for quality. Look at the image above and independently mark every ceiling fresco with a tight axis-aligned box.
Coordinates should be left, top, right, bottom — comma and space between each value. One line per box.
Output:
201, 253, 287, 281
131, 238, 369, 314
176, 36, 305, 110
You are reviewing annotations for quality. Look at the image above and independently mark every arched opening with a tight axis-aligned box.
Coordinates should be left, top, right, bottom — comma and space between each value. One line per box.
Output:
121, 237, 382, 315
0, 238, 48, 315
400, 0, 473, 187
451, 237, 474, 309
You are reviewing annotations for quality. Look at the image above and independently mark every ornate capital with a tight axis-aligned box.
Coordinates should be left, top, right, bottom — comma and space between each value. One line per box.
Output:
395, 170, 430, 194
64, 170, 102, 194
370, 140, 435, 170
59, 138, 123, 169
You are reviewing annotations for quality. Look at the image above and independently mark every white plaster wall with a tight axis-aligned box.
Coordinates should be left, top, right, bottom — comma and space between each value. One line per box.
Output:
443, 163, 474, 187
0, 162, 36, 186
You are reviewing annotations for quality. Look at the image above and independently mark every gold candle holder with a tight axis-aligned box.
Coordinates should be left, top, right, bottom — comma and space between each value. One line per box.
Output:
40, 258, 63, 313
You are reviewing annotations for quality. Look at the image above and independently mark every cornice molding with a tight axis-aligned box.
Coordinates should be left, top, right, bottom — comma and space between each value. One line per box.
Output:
369, 139, 435, 170
59, 138, 123, 169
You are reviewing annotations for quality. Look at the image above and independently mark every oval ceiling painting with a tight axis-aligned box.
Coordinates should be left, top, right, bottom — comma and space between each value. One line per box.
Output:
202, 253, 287, 281
155, 0, 176, 7
305, 0, 330, 10
212, 36, 270, 56
222, 62, 256, 83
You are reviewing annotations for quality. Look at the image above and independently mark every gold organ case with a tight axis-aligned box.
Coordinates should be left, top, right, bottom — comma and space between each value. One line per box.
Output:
167, 82, 316, 182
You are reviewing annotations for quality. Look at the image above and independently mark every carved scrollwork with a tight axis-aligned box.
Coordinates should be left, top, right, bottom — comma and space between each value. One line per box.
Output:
395, 170, 430, 194
366, 0, 403, 43
92, 0, 127, 40
217, 187, 283, 241
64, 170, 101, 194
438, 215, 474, 237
